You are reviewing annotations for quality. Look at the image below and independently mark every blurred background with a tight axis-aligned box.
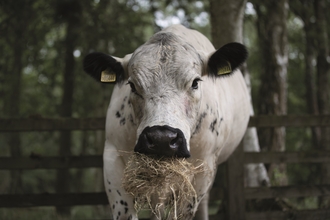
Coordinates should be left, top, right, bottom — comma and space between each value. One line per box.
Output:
0, 0, 329, 219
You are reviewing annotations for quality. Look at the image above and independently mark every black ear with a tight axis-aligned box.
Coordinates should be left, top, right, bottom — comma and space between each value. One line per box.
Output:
83, 52, 125, 83
208, 42, 248, 77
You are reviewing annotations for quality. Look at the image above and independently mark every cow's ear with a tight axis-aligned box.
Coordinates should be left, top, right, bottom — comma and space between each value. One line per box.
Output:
83, 52, 127, 83
207, 42, 248, 77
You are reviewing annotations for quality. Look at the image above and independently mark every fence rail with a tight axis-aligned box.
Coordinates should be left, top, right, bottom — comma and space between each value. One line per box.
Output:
0, 193, 108, 207
0, 117, 105, 132
245, 210, 330, 220
1, 151, 330, 170
1, 115, 330, 132
0, 155, 102, 170
2, 184, 330, 207
244, 184, 330, 199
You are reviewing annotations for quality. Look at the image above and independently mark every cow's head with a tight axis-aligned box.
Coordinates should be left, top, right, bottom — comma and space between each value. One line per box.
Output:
83, 32, 247, 158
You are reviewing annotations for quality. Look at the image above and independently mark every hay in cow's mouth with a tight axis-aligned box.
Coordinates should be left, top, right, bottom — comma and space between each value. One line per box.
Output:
122, 153, 207, 220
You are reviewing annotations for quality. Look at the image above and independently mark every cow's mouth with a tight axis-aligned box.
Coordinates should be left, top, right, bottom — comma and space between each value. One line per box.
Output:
134, 125, 190, 158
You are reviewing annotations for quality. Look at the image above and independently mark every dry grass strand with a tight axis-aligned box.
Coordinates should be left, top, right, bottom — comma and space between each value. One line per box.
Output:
122, 153, 207, 220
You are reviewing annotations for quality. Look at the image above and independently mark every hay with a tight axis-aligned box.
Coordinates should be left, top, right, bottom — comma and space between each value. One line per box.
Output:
122, 153, 207, 220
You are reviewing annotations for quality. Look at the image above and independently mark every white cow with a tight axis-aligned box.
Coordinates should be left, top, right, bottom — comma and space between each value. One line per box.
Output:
83, 24, 250, 220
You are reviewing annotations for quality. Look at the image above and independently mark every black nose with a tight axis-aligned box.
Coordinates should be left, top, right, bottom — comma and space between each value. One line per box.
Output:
134, 125, 190, 158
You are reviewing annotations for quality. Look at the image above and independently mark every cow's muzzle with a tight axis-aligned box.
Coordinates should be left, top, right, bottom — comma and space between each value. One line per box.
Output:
134, 125, 190, 158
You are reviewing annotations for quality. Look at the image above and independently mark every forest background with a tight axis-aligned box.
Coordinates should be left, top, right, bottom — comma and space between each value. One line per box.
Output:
0, 0, 329, 219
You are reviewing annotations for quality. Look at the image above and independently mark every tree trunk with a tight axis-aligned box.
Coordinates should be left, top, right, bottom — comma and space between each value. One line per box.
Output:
289, 0, 321, 158
55, 0, 81, 215
210, 0, 246, 48
304, 25, 321, 147
255, 0, 289, 186
210, 0, 270, 188
55, 22, 75, 216
1, 3, 29, 193
5, 44, 23, 194
314, 0, 330, 208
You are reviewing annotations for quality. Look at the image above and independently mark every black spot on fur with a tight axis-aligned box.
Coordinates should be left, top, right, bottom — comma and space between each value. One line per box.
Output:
107, 179, 111, 185
193, 112, 207, 135
128, 114, 136, 125
125, 207, 128, 214
121, 104, 125, 110
116, 111, 121, 118
118, 211, 121, 216
120, 118, 126, 125
113, 204, 115, 209
128, 215, 132, 220
210, 119, 217, 132
108, 189, 111, 193
117, 190, 121, 196
120, 200, 124, 205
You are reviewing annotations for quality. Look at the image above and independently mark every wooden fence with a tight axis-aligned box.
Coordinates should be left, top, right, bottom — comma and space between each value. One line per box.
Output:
1, 115, 330, 220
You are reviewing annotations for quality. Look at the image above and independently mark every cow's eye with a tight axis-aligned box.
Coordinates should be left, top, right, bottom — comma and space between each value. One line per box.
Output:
192, 78, 202, 90
127, 82, 137, 93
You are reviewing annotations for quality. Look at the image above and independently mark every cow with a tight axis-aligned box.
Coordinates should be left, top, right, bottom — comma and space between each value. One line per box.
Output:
83, 24, 250, 220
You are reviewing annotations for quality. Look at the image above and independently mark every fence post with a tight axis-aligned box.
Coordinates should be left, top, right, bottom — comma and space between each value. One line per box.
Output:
226, 141, 245, 220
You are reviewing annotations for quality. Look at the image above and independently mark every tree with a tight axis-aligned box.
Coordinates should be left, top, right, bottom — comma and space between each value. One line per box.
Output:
253, 0, 289, 186
289, 0, 321, 149
314, 0, 330, 208
210, 0, 269, 188
53, 0, 82, 216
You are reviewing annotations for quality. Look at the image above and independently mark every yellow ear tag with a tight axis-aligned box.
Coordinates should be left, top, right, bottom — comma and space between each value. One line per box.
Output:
101, 70, 116, 82
217, 61, 232, 75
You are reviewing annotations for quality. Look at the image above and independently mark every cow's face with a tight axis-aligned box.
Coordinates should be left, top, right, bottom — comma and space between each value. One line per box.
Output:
83, 33, 247, 158
127, 35, 204, 157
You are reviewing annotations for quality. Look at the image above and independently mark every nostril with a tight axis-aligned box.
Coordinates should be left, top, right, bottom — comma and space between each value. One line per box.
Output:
169, 134, 180, 149
145, 133, 154, 147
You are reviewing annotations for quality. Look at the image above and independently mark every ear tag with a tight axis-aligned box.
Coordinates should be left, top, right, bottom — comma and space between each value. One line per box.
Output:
101, 70, 116, 82
217, 61, 232, 75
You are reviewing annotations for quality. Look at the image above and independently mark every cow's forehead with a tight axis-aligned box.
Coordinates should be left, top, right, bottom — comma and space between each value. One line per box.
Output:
127, 32, 203, 88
